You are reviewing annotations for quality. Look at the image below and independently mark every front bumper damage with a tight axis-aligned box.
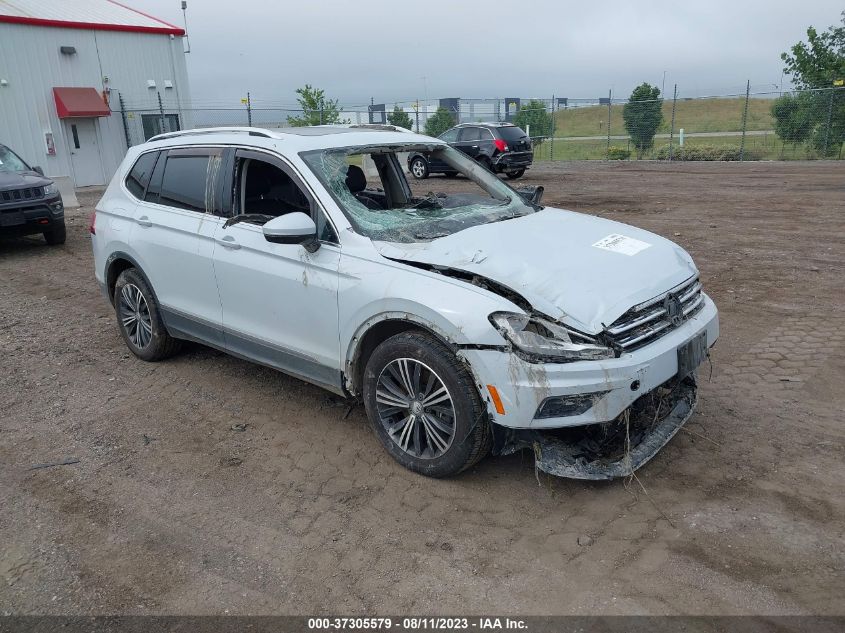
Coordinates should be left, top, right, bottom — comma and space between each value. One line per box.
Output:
494, 376, 697, 480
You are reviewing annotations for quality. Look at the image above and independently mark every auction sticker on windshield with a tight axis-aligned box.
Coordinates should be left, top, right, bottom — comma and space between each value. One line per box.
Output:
592, 234, 652, 256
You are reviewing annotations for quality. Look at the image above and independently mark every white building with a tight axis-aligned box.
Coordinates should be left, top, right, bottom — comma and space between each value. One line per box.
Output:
0, 0, 190, 193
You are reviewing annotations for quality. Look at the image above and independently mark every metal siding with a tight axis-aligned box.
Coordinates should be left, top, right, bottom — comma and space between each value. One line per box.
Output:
0, 22, 189, 185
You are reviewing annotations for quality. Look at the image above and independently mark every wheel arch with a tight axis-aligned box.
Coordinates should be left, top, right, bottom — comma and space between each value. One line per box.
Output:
345, 312, 461, 396
104, 251, 157, 307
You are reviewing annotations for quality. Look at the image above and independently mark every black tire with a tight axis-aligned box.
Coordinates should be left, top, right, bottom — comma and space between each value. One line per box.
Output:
363, 331, 492, 478
114, 268, 181, 362
505, 169, 526, 180
410, 156, 429, 179
43, 221, 66, 245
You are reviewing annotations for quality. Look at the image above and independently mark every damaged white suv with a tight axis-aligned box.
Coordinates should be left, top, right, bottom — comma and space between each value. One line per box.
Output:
91, 125, 718, 479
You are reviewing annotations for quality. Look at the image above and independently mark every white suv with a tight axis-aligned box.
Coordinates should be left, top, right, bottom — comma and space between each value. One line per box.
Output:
91, 126, 718, 479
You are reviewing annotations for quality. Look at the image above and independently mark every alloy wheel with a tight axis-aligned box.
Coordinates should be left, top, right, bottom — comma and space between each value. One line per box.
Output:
375, 358, 456, 459
411, 159, 426, 178
119, 283, 153, 349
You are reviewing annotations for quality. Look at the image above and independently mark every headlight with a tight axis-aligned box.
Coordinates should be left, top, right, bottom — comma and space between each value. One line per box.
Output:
489, 311, 614, 362
43, 183, 58, 196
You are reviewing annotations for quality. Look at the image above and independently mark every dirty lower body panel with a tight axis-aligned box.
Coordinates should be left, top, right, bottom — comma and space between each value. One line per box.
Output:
494, 376, 698, 480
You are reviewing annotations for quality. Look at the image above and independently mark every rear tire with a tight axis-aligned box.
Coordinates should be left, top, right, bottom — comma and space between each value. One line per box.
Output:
505, 169, 526, 180
410, 157, 429, 179
114, 268, 181, 362
43, 221, 66, 245
363, 331, 492, 478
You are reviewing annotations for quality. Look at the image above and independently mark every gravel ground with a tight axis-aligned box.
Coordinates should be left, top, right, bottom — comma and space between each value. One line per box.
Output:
0, 161, 843, 615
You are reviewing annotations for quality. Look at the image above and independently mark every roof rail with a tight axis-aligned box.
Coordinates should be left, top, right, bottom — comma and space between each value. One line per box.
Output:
147, 127, 276, 142
347, 123, 414, 133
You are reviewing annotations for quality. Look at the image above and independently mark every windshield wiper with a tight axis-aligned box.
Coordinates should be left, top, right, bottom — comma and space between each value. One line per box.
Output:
413, 230, 451, 240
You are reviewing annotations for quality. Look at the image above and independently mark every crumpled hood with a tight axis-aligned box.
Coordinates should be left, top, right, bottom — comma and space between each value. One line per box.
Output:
374, 207, 698, 333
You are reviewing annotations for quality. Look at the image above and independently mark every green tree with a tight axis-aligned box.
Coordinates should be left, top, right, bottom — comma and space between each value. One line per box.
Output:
781, 12, 845, 89
771, 92, 814, 148
512, 100, 553, 143
387, 105, 413, 130
780, 13, 845, 156
424, 107, 456, 137
622, 83, 663, 159
287, 84, 347, 126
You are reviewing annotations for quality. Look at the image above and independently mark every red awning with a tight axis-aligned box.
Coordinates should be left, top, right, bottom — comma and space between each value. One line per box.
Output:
53, 87, 111, 118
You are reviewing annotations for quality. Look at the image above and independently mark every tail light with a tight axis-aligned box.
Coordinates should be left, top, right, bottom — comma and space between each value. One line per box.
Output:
494, 139, 508, 152
88, 210, 96, 235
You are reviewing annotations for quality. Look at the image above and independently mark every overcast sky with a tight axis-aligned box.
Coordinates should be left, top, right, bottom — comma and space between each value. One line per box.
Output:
139, 0, 842, 107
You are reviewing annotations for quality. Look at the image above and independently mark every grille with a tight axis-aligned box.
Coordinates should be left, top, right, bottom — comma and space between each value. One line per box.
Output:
1, 187, 44, 203
606, 275, 704, 351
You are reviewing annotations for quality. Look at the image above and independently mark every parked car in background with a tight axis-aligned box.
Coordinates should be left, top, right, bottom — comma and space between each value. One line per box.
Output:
408, 122, 533, 180
92, 125, 717, 480
0, 143, 65, 245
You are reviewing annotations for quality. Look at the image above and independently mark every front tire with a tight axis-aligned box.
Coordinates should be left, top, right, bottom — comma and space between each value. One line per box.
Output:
410, 157, 429, 179
363, 331, 492, 478
114, 268, 181, 362
44, 221, 66, 245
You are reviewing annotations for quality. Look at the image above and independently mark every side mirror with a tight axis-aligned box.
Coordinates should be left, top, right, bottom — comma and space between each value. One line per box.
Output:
262, 212, 319, 252
516, 185, 544, 207
33, 166, 44, 176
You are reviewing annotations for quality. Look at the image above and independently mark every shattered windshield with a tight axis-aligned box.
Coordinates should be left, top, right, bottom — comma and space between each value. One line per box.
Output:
0, 145, 30, 173
300, 144, 535, 243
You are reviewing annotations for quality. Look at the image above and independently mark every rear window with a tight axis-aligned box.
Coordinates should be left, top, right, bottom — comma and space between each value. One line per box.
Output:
124, 151, 158, 199
496, 126, 528, 140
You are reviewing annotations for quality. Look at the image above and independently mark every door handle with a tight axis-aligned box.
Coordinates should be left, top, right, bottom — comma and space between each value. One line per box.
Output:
471, 145, 479, 149
216, 235, 241, 249
136, 216, 152, 227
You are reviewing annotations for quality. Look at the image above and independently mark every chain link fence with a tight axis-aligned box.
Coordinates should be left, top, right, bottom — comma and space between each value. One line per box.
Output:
113, 84, 845, 161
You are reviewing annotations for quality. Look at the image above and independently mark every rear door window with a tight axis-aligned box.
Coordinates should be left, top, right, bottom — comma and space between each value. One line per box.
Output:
124, 151, 159, 199
458, 127, 481, 142
148, 149, 224, 213
159, 155, 211, 212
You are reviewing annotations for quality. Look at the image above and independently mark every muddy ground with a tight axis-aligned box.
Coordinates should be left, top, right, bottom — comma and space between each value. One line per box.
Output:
1, 161, 843, 615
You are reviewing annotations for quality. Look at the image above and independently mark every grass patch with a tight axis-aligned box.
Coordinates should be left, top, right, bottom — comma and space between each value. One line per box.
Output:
552, 97, 775, 138
533, 132, 840, 161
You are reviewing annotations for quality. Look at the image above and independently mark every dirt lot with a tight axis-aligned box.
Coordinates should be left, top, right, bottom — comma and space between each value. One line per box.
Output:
1, 161, 843, 616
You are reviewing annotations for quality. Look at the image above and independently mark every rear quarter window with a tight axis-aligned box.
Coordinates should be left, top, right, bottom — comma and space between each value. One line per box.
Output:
124, 151, 159, 199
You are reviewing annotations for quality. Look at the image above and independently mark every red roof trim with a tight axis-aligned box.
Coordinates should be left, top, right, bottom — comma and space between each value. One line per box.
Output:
105, 0, 185, 33
0, 14, 185, 36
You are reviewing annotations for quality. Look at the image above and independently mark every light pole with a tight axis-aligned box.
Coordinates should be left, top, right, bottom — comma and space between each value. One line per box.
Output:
662, 70, 667, 96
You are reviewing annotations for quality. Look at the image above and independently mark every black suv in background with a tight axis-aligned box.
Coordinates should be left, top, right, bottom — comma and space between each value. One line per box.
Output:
0, 144, 65, 245
408, 122, 533, 180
